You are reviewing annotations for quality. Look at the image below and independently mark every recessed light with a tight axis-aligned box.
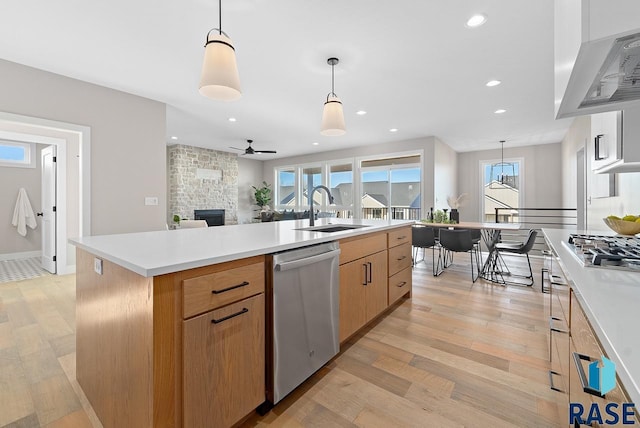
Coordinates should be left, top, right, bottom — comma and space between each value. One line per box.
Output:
228, 117, 237, 122
466, 14, 487, 28
389, 128, 398, 133
494, 109, 507, 114
170, 136, 178, 140
312, 142, 319, 146
356, 110, 367, 115
486, 80, 501, 87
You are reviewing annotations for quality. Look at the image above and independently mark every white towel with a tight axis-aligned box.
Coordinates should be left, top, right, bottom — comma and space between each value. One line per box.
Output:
11, 188, 38, 237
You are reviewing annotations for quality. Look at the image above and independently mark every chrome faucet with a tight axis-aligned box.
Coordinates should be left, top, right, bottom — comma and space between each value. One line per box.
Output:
309, 185, 335, 227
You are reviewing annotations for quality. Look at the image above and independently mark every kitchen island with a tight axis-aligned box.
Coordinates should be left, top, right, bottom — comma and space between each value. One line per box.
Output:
70, 218, 414, 428
543, 228, 640, 412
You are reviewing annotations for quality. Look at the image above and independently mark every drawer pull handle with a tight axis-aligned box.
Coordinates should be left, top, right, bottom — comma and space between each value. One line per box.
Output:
397, 235, 406, 240
572, 352, 605, 398
212, 307, 248, 324
212, 281, 249, 294
396, 281, 407, 288
367, 262, 372, 284
548, 370, 562, 392
549, 316, 568, 334
397, 256, 407, 261
362, 264, 368, 286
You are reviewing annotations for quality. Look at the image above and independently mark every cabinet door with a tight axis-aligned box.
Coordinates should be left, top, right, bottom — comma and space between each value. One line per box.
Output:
183, 293, 265, 428
365, 250, 388, 322
339, 259, 368, 342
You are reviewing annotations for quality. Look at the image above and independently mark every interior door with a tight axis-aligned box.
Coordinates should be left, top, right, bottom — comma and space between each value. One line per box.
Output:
41, 145, 56, 273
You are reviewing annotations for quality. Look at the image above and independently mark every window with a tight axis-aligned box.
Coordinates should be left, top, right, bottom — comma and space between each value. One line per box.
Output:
481, 159, 523, 222
361, 155, 421, 220
328, 163, 353, 218
0, 140, 35, 168
276, 167, 296, 208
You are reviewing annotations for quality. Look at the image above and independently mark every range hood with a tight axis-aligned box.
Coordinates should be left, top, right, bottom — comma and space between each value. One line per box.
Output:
557, 29, 640, 119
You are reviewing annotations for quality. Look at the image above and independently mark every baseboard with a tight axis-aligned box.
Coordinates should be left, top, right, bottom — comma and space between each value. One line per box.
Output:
0, 250, 41, 261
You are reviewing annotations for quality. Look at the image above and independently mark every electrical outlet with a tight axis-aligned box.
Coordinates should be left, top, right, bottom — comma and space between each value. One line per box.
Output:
94, 257, 103, 275
145, 197, 159, 206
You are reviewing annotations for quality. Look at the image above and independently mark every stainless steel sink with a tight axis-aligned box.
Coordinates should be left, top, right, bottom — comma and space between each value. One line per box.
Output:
295, 224, 370, 233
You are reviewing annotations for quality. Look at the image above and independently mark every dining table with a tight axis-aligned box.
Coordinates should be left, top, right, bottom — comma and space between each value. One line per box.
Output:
415, 221, 522, 284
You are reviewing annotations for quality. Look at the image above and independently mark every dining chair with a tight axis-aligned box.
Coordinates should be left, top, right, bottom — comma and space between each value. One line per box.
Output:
411, 226, 441, 275
438, 229, 481, 282
495, 229, 538, 286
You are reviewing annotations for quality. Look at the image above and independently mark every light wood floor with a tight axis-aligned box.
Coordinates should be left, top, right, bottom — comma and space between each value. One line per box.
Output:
0, 253, 563, 427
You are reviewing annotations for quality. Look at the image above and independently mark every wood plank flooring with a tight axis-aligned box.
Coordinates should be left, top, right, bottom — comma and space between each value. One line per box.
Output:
0, 253, 563, 427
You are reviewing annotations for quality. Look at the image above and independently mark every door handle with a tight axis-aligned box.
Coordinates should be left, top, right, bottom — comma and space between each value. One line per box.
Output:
36, 212, 43, 217
367, 262, 372, 284
572, 352, 605, 398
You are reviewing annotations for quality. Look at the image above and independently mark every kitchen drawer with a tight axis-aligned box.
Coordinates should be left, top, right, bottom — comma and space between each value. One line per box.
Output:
388, 227, 411, 248
339, 233, 387, 265
388, 267, 411, 305
388, 242, 411, 276
183, 262, 265, 318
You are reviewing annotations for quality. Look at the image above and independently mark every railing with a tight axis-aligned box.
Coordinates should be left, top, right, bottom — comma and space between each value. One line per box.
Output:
362, 207, 421, 220
493, 207, 578, 255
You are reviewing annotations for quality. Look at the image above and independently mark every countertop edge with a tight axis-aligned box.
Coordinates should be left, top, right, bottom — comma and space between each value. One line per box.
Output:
70, 220, 414, 278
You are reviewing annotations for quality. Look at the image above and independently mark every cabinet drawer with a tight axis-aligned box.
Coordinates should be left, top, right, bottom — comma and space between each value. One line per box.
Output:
183, 293, 265, 428
339, 233, 387, 265
388, 227, 411, 248
388, 242, 411, 276
388, 267, 411, 305
183, 262, 265, 318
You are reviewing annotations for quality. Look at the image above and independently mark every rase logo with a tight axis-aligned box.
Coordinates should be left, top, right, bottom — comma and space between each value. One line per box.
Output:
569, 354, 636, 425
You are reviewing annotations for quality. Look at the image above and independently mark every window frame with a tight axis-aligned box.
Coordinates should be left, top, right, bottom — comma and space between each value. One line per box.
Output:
0, 140, 36, 168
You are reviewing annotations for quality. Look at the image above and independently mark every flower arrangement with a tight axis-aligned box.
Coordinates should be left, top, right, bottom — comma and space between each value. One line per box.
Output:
447, 193, 468, 210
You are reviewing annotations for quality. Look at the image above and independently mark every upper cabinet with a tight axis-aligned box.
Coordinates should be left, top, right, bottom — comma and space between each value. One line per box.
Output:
554, 0, 640, 119
591, 106, 640, 173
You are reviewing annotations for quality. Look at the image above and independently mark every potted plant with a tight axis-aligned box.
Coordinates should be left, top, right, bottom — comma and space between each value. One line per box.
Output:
252, 181, 272, 211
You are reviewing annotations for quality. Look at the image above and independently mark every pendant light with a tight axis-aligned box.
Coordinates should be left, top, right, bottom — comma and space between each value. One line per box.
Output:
490, 140, 516, 189
320, 57, 346, 136
199, 0, 241, 101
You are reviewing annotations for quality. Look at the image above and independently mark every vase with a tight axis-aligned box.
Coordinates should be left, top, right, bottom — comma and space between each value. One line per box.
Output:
450, 209, 459, 223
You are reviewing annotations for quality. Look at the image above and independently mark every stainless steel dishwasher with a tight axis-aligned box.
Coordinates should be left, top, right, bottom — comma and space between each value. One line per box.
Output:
270, 241, 341, 404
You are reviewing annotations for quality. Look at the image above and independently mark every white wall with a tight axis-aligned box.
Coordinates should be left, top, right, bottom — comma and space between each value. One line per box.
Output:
0, 59, 166, 235
562, 116, 640, 231
433, 137, 458, 210
261, 137, 443, 215
237, 157, 264, 224
457, 143, 563, 222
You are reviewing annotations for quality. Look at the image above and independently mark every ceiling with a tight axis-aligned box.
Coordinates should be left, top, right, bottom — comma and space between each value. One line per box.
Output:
0, 0, 573, 159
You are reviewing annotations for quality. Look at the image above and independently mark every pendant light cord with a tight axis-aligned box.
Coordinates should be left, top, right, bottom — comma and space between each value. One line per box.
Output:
500, 140, 505, 183
331, 62, 336, 96
219, 0, 222, 35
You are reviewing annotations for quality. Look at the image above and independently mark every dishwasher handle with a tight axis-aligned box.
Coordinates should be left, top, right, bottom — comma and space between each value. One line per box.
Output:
275, 249, 341, 272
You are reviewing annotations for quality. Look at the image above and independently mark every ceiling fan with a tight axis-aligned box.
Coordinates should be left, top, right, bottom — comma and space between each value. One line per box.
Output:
230, 139, 277, 155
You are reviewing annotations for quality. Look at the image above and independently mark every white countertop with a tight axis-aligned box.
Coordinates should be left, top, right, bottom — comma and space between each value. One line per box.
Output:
70, 219, 414, 277
543, 228, 640, 406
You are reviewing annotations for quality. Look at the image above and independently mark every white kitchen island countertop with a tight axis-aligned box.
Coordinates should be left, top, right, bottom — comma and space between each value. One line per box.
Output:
543, 228, 640, 407
70, 219, 414, 277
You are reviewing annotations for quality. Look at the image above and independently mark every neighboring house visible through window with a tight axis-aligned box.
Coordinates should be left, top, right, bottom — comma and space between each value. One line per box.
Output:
0, 140, 36, 168
481, 159, 523, 222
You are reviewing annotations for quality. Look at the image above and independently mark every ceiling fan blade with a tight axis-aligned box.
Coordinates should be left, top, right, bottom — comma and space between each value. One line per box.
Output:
253, 150, 277, 154
229, 146, 245, 151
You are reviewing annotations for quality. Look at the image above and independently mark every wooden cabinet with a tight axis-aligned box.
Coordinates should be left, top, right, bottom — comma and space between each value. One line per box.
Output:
181, 260, 266, 428
569, 289, 638, 426
339, 249, 388, 342
387, 226, 412, 305
183, 293, 265, 428
338, 232, 388, 342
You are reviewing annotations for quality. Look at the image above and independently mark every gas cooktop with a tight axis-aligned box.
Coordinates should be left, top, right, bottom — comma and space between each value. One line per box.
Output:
565, 234, 640, 271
